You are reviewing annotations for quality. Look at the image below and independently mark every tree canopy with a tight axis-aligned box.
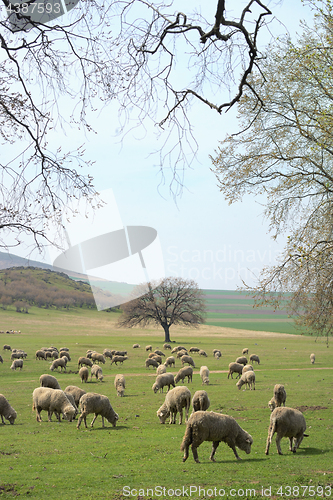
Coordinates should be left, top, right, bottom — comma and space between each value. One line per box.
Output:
211, 0, 333, 341
117, 277, 206, 342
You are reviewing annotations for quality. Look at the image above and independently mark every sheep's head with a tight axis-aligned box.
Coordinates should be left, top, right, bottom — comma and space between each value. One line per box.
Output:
156, 405, 169, 424
63, 405, 75, 422
236, 380, 244, 390
152, 382, 159, 393
268, 398, 276, 412
8, 411, 17, 424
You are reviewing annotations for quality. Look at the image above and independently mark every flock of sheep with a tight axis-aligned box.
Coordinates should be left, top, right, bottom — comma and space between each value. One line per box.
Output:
0, 341, 315, 463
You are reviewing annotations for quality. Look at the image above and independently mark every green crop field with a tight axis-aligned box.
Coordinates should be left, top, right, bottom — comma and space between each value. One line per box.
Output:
0, 306, 332, 500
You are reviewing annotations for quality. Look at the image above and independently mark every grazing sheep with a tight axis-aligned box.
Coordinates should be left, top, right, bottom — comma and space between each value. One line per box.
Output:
310, 353, 315, 364
110, 355, 128, 365
227, 362, 243, 379
132, 343, 140, 349
181, 355, 195, 367
181, 411, 253, 463
165, 356, 175, 367
91, 364, 104, 382
145, 345, 152, 352
235, 356, 248, 365
35, 349, 47, 360
242, 348, 249, 355
114, 374, 125, 397
171, 345, 186, 354
91, 352, 106, 364
189, 347, 200, 354
152, 373, 175, 393
63, 392, 78, 419
199, 349, 207, 357
79, 367, 89, 383
39, 374, 61, 390
32, 387, 75, 422
236, 371, 255, 390
268, 384, 287, 411
242, 364, 254, 374
59, 350, 71, 361
154, 349, 165, 357
59, 347, 68, 352
265, 407, 307, 455
10, 359, 23, 370
191, 390, 210, 413
103, 349, 113, 360
78, 356, 93, 368
148, 352, 157, 359
3, 344, 11, 351
0, 394, 17, 424
64, 385, 86, 406
151, 354, 162, 365
214, 351, 221, 359
156, 364, 167, 375
249, 354, 260, 364
114, 350, 127, 356
163, 343, 172, 350
200, 366, 209, 385
157, 386, 191, 424
213, 349, 221, 355
0, 354, 3, 363
50, 358, 67, 372
145, 358, 159, 369
176, 350, 188, 359
11, 351, 26, 360
175, 366, 193, 384
77, 393, 119, 429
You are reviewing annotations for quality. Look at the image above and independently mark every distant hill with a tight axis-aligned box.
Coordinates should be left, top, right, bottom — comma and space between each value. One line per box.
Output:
0, 251, 53, 271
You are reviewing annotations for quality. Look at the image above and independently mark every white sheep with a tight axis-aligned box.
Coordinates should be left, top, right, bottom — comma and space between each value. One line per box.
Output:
77, 393, 119, 429
0, 394, 17, 424
91, 352, 106, 364
191, 390, 210, 413
145, 358, 159, 369
249, 354, 260, 364
154, 349, 165, 357
214, 351, 221, 359
189, 347, 200, 353
174, 366, 193, 384
133, 344, 140, 348
242, 348, 249, 355
156, 364, 167, 375
310, 353, 315, 364
35, 349, 47, 360
114, 374, 125, 397
268, 384, 287, 411
236, 370, 255, 390
242, 364, 254, 374
181, 355, 195, 367
156, 386, 191, 424
199, 349, 207, 357
181, 411, 253, 463
163, 343, 171, 350
265, 407, 308, 455
64, 385, 87, 406
39, 374, 61, 390
152, 373, 175, 393
91, 364, 104, 382
10, 359, 23, 370
78, 356, 93, 368
32, 387, 76, 422
50, 358, 67, 372
227, 362, 243, 379
235, 356, 248, 365
145, 345, 152, 352
59, 350, 71, 361
79, 366, 89, 383
200, 366, 209, 385
64, 392, 79, 419
164, 356, 175, 367
110, 355, 128, 365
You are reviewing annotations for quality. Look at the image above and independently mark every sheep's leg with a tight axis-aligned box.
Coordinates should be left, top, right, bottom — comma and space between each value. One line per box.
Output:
185, 401, 189, 423
1, 415, 5, 424
178, 408, 183, 425
226, 438, 242, 460
47, 410, 53, 422
77, 412, 86, 429
265, 426, 273, 455
292, 434, 304, 453
191, 444, 200, 463
289, 437, 293, 451
275, 434, 283, 455
210, 441, 220, 462
90, 414, 98, 428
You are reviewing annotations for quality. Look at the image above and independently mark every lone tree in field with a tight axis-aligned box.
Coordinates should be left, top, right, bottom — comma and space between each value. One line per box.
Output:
117, 278, 206, 343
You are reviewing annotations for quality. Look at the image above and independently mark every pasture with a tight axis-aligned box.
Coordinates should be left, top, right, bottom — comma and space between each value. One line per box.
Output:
0, 307, 332, 499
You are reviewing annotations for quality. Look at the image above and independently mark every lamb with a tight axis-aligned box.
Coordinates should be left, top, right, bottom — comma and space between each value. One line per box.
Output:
114, 374, 125, 397
227, 362, 243, 379
268, 384, 287, 411
110, 355, 128, 365
35, 349, 47, 360
32, 387, 76, 422
199, 349, 207, 357
64, 385, 87, 406
10, 359, 23, 370
175, 366, 193, 384
39, 374, 61, 390
164, 356, 175, 367
79, 367, 89, 383
310, 353, 315, 364
200, 366, 209, 385
50, 358, 67, 372
191, 390, 210, 413
91, 352, 106, 364
0, 394, 17, 424
181, 411, 253, 463
156, 386, 191, 424
78, 356, 93, 368
156, 364, 167, 375
145, 358, 159, 369
236, 370, 255, 390
152, 373, 175, 393
235, 356, 248, 365
77, 393, 119, 429
91, 364, 104, 382
181, 355, 195, 368
265, 407, 307, 455
249, 354, 260, 364
242, 348, 249, 355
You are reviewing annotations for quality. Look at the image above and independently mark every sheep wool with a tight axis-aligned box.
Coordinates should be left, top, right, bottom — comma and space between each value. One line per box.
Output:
77, 393, 119, 429
174, 366, 193, 384
199, 366, 209, 385
114, 374, 126, 397
191, 390, 210, 413
152, 373, 175, 393
39, 374, 61, 390
157, 386, 191, 424
64, 385, 87, 406
236, 371, 256, 390
265, 406, 307, 455
32, 387, 76, 422
0, 394, 17, 424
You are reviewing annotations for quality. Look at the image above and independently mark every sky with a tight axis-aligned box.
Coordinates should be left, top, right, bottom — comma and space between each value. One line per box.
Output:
3, 0, 315, 294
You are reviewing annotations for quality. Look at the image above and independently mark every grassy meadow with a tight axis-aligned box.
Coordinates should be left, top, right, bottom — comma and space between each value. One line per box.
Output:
0, 306, 332, 500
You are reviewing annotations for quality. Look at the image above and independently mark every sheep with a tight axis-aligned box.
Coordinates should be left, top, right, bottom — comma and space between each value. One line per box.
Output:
191, 390, 210, 413
214, 351, 221, 359
156, 364, 167, 375
64, 392, 78, 419
114, 350, 127, 356
154, 349, 165, 357
236, 371, 255, 390
64, 385, 86, 406
175, 366, 193, 384
152, 373, 175, 393
199, 349, 207, 357
59, 347, 68, 352
39, 374, 61, 390
50, 358, 67, 372
0, 354, 3, 363
189, 347, 200, 353
242, 364, 253, 374
163, 343, 171, 350
265, 407, 308, 455
91, 352, 105, 364
181, 411, 253, 463
310, 353, 315, 364
32, 387, 76, 422
242, 348, 249, 355
268, 384, 287, 411
114, 374, 125, 397
3, 344, 11, 351
249, 354, 260, 364
103, 349, 113, 360
59, 350, 71, 361
79, 366, 89, 383
10, 359, 23, 370
164, 356, 175, 367
200, 366, 209, 385
227, 362, 243, 379
171, 345, 186, 353
11, 351, 26, 360
35, 349, 47, 360
77, 392, 119, 429
133, 343, 140, 348
91, 364, 104, 382
145, 358, 159, 369
0, 394, 17, 424
177, 350, 188, 358
145, 345, 152, 352
235, 356, 248, 365
78, 356, 93, 368
181, 355, 195, 368
110, 355, 128, 365
157, 386, 191, 424
212, 349, 221, 355
151, 354, 162, 365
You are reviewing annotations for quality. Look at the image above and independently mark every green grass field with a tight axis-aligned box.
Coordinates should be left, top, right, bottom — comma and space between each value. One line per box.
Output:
0, 307, 332, 500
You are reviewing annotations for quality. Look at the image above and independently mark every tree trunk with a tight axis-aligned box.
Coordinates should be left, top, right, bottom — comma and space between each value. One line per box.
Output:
162, 323, 171, 343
